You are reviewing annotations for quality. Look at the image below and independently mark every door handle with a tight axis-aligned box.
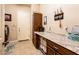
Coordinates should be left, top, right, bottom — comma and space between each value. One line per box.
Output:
53, 45, 58, 50
19, 28, 20, 32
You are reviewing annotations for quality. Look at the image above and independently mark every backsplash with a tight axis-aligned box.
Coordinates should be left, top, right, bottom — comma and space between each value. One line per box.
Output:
72, 25, 79, 34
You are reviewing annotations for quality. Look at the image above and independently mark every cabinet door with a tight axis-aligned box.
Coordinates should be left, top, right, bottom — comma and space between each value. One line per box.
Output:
55, 52, 60, 55
33, 34, 40, 49
47, 46, 56, 55
46, 39, 77, 55
33, 13, 42, 31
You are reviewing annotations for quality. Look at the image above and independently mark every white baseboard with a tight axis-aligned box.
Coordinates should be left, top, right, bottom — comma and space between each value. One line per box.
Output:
9, 40, 19, 43
8, 38, 30, 43
18, 39, 30, 42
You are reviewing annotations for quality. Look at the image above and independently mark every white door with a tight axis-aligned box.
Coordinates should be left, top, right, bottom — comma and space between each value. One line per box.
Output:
17, 7, 31, 41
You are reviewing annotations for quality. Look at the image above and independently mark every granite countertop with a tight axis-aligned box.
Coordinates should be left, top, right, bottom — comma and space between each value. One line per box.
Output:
35, 32, 79, 54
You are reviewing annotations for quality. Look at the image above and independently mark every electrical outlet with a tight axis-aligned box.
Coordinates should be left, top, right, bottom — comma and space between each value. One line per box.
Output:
49, 27, 51, 32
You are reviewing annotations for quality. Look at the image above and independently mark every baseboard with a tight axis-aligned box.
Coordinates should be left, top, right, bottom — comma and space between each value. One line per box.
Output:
8, 38, 30, 43
9, 40, 19, 43
18, 39, 30, 42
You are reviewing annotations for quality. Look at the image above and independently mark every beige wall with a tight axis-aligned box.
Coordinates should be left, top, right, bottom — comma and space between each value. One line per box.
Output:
0, 5, 2, 38
0, 4, 5, 54
0, 4, 5, 42
5, 4, 31, 41
31, 4, 40, 13
40, 4, 79, 35
5, 4, 17, 41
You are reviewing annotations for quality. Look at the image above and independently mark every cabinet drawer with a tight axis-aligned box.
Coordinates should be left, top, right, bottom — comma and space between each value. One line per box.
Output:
47, 45, 56, 55
47, 39, 77, 55
47, 45, 60, 55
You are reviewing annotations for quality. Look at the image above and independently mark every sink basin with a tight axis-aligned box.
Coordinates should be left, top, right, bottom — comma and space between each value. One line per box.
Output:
68, 33, 79, 41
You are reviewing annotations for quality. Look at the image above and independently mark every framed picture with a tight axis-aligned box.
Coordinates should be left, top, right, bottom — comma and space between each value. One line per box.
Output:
44, 16, 47, 25
5, 14, 11, 21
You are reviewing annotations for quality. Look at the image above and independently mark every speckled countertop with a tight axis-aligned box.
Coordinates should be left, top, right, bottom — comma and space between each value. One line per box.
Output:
35, 32, 79, 54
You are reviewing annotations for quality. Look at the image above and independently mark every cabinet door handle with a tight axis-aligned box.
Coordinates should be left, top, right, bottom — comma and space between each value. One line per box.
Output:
19, 28, 20, 32
53, 46, 58, 50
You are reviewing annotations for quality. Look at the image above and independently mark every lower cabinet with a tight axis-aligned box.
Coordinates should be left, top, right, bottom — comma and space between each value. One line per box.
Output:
34, 34, 78, 55
47, 45, 60, 55
33, 34, 40, 49
46, 39, 77, 55
39, 37, 47, 54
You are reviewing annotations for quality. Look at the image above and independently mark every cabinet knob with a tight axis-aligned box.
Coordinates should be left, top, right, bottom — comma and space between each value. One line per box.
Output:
53, 45, 58, 50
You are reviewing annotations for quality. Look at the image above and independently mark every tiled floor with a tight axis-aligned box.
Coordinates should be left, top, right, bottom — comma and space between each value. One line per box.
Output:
7, 40, 43, 55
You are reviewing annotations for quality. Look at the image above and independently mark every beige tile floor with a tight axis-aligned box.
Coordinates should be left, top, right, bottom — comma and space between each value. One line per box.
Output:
9, 40, 43, 55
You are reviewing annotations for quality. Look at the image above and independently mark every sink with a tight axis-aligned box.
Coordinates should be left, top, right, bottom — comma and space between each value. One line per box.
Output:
68, 33, 79, 41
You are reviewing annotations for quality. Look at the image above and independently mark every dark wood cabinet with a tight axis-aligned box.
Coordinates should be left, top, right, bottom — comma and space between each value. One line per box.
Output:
32, 13, 42, 49
47, 45, 56, 55
47, 46, 60, 55
34, 33, 78, 55
46, 40, 60, 55
33, 34, 40, 49
46, 39, 77, 55
39, 37, 47, 54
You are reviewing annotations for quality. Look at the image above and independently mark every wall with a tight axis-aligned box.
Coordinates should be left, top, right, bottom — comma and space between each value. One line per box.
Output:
31, 4, 40, 13
0, 5, 2, 38
40, 4, 79, 35
0, 4, 5, 54
5, 4, 31, 41
5, 4, 17, 41
0, 4, 5, 42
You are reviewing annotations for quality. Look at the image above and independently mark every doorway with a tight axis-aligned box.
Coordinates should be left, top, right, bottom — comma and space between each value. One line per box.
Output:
17, 7, 31, 41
